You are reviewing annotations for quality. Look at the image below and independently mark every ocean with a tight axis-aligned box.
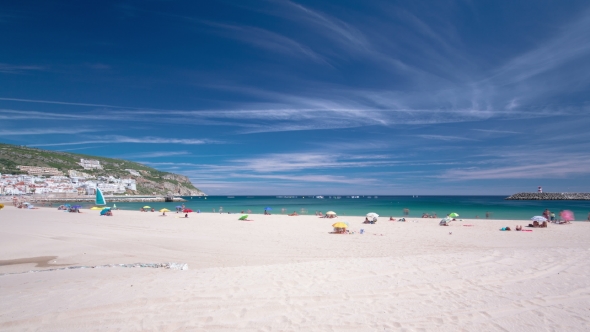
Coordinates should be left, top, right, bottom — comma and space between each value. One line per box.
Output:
62, 196, 590, 221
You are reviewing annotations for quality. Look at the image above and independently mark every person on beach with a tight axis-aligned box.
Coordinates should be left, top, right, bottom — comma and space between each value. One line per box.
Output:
162, 211, 167, 216
587, 212, 590, 222
151, 208, 155, 212
184, 213, 188, 218
500, 227, 511, 231
550, 212, 555, 222
515, 225, 522, 231
543, 209, 550, 221
486, 211, 491, 219
288, 211, 299, 216
403, 208, 409, 216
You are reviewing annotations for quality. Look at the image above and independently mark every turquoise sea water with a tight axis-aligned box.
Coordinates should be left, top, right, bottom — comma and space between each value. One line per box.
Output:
63, 196, 590, 221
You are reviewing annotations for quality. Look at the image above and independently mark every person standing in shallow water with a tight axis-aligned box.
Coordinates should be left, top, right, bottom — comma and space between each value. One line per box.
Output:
403, 208, 409, 216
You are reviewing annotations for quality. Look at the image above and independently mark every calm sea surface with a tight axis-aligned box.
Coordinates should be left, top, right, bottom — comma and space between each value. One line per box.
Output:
60, 196, 590, 221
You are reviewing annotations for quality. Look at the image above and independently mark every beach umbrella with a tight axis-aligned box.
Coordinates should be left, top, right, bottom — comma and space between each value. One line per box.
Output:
90, 206, 103, 210
239, 215, 249, 220
100, 209, 110, 215
448, 212, 459, 218
531, 216, 547, 222
23, 202, 31, 205
72, 205, 82, 209
143, 206, 151, 209
183, 209, 193, 213
561, 210, 574, 222
264, 207, 272, 211
0, 203, 4, 210
159, 208, 170, 212
64, 204, 70, 207
175, 206, 183, 209
366, 212, 379, 219
326, 211, 337, 215
332, 222, 347, 228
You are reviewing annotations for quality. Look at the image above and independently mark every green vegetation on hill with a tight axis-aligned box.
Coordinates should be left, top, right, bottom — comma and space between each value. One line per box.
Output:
0, 143, 205, 196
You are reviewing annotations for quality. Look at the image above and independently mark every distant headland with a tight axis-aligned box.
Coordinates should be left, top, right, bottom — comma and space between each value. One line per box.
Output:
505, 192, 590, 200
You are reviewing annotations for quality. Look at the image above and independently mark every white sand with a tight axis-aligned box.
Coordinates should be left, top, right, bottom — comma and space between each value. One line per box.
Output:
1, 206, 589, 331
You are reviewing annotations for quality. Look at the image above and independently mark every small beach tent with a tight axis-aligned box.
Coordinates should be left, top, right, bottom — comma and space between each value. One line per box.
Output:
95, 188, 106, 206
439, 217, 452, 225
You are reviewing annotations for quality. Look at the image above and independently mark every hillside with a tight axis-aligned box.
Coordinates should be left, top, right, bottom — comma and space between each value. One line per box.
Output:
0, 143, 205, 196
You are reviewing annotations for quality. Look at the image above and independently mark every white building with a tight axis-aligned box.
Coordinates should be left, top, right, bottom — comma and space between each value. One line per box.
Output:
79, 159, 103, 170
125, 169, 141, 176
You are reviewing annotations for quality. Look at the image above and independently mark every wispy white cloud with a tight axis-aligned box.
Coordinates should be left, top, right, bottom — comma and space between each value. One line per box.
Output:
232, 173, 379, 185
125, 151, 192, 158
200, 21, 327, 63
439, 158, 590, 180
0, 63, 46, 74
412, 134, 477, 142
0, 128, 99, 136
470, 129, 520, 134
31, 135, 217, 146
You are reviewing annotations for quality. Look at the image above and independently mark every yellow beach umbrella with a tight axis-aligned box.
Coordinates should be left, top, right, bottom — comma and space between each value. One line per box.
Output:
326, 211, 337, 215
143, 206, 151, 209
159, 208, 170, 212
90, 206, 103, 210
332, 222, 347, 228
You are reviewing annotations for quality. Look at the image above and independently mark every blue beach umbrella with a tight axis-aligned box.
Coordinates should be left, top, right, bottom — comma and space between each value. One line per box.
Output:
100, 208, 111, 215
264, 207, 272, 211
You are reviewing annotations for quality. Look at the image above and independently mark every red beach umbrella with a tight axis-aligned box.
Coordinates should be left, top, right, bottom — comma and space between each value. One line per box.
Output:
183, 209, 193, 213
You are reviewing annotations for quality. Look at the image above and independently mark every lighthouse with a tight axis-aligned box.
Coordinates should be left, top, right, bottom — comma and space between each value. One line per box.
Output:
538, 186, 543, 193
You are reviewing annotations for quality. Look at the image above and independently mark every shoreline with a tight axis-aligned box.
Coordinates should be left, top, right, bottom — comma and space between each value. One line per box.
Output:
4, 204, 589, 221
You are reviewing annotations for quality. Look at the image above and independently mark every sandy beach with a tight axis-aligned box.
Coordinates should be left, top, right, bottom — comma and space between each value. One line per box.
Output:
1, 206, 589, 331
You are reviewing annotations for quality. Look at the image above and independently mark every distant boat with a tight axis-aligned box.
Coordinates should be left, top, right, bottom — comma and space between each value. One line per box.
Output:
95, 188, 106, 205
316, 196, 324, 199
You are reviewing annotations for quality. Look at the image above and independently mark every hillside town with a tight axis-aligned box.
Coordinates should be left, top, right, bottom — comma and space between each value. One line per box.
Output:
0, 159, 137, 196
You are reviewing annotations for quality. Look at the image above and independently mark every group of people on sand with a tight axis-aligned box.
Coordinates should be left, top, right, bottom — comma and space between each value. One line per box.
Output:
364, 217, 377, 224
500, 221, 548, 231
139, 208, 155, 212
421, 213, 437, 218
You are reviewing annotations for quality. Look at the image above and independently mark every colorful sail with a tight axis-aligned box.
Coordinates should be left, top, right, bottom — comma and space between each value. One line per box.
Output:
95, 188, 106, 205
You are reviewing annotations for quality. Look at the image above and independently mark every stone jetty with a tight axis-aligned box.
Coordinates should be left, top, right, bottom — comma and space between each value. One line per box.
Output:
505, 192, 590, 200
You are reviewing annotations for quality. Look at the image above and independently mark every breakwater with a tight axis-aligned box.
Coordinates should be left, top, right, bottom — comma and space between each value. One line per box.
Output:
505, 193, 590, 200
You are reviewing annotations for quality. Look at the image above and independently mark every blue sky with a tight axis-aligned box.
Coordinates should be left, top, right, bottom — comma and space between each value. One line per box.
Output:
1, 0, 590, 195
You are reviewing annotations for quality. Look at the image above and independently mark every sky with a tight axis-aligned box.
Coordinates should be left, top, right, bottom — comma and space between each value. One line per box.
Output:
1, 0, 590, 195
